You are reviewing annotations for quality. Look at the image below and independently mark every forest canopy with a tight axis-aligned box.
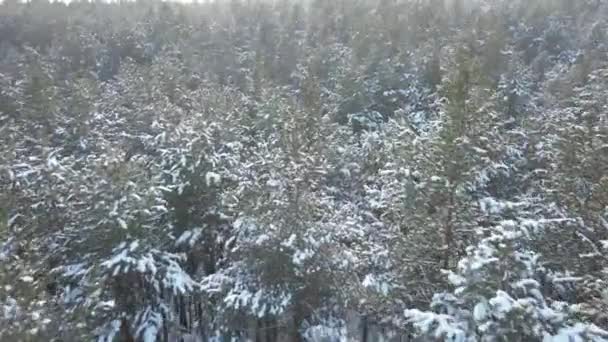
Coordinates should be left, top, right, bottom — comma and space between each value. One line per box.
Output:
1, 0, 608, 341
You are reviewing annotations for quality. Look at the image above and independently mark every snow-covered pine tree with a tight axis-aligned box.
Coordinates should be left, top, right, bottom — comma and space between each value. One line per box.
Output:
405, 201, 608, 341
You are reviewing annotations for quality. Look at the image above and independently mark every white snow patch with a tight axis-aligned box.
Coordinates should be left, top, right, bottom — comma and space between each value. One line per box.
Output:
205, 172, 221, 186
20, 275, 34, 283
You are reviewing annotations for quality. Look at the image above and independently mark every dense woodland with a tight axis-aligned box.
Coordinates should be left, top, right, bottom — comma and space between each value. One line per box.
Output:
1, 0, 608, 340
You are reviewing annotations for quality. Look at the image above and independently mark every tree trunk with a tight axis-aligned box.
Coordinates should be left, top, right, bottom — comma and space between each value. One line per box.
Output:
443, 192, 455, 269
119, 318, 135, 342
291, 312, 304, 342
361, 315, 368, 342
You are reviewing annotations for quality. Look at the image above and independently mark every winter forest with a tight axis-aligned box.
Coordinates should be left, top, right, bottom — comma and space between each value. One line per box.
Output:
1, 0, 608, 341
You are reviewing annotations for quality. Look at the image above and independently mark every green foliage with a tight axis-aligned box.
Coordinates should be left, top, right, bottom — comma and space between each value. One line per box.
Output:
1, 0, 608, 341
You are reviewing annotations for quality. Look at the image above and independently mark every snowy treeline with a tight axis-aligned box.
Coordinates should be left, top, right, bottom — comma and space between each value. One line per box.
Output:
1, 0, 608, 341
